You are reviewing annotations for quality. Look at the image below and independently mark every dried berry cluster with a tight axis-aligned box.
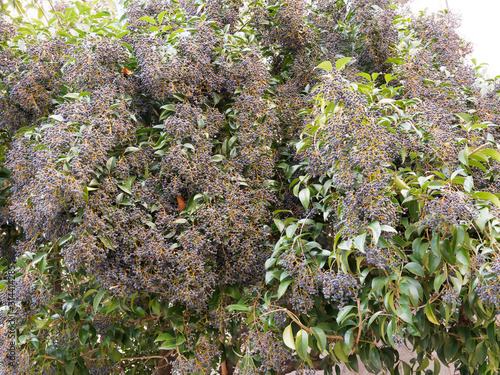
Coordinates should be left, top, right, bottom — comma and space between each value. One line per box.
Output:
170, 335, 222, 375
305, 71, 399, 237
1, 0, 500, 373
321, 270, 360, 308
3, 0, 282, 314
419, 191, 478, 233
476, 261, 500, 311
89, 358, 117, 375
277, 252, 321, 314
441, 287, 462, 314
0, 269, 50, 322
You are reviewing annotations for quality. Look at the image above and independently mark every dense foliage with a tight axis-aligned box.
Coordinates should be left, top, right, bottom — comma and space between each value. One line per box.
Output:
1, 0, 500, 374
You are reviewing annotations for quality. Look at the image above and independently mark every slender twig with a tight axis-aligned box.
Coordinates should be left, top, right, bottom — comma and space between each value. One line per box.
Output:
120, 355, 169, 361
467, 143, 490, 158
42, 355, 65, 365
272, 306, 343, 340
351, 298, 363, 354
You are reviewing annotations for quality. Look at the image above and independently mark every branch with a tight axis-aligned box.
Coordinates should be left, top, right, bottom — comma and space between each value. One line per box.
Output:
275, 307, 343, 340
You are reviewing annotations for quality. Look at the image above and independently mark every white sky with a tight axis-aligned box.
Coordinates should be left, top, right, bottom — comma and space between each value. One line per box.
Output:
409, 0, 500, 78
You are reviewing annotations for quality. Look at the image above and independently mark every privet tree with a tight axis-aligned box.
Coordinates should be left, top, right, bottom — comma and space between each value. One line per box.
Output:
1, 0, 500, 374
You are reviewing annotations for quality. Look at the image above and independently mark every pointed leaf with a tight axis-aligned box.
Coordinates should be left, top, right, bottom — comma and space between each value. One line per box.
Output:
283, 324, 295, 350
316, 61, 333, 71
336, 57, 352, 70
295, 329, 309, 360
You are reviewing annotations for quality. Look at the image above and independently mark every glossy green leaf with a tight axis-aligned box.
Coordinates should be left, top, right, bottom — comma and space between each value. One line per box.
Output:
311, 326, 327, 353
336, 57, 352, 70
404, 262, 424, 277
283, 324, 295, 350
298, 187, 310, 210
93, 290, 106, 311
316, 61, 333, 71
295, 329, 309, 360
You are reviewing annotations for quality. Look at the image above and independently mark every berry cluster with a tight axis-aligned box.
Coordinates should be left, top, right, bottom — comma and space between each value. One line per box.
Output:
247, 330, 292, 374
321, 270, 360, 308
476, 261, 500, 312
419, 191, 478, 232
442, 287, 462, 314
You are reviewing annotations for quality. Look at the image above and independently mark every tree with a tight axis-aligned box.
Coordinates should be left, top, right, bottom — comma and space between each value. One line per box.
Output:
1, 0, 500, 374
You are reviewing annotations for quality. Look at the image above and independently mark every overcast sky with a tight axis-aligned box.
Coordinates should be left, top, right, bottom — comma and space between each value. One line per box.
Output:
408, 0, 500, 78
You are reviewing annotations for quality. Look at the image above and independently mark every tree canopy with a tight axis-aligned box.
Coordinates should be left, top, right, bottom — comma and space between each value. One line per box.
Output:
1, 0, 500, 374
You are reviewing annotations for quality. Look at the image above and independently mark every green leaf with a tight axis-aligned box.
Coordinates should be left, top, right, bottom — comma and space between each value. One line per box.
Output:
159, 338, 177, 350
476, 341, 487, 364
450, 276, 462, 293
295, 329, 309, 360
298, 187, 310, 210
354, 232, 366, 253
109, 348, 122, 362
366, 221, 381, 245
425, 303, 439, 325
452, 226, 465, 251
277, 279, 292, 299
283, 324, 296, 350
433, 273, 446, 292
427, 250, 441, 274
336, 305, 355, 324
482, 148, 500, 163
117, 175, 136, 195
430, 234, 440, 256
385, 57, 404, 65
124, 146, 140, 154
369, 346, 382, 372
357, 72, 372, 81
83, 289, 97, 299
99, 235, 115, 251
456, 248, 470, 267
334, 341, 349, 363
64, 361, 75, 375
139, 16, 157, 25
444, 338, 458, 360
106, 300, 119, 314
474, 192, 500, 207
396, 303, 413, 324
336, 57, 352, 70
433, 358, 441, 375
18, 38, 26, 52
367, 311, 383, 328
316, 61, 332, 71
227, 304, 250, 312
344, 328, 354, 350
157, 10, 168, 24
49, 114, 64, 122
57, 234, 72, 247
93, 290, 106, 311
79, 327, 89, 345
404, 262, 424, 277
106, 156, 116, 173
458, 150, 468, 166
155, 332, 174, 342
311, 326, 327, 353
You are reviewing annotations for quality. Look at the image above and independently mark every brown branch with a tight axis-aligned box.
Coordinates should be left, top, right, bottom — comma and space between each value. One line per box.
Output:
280, 308, 343, 340
42, 355, 65, 365
81, 348, 99, 358
467, 143, 490, 158
220, 360, 228, 375
120, 355, 168, 361
351, 298, 363, 355
30, 93, 40, 112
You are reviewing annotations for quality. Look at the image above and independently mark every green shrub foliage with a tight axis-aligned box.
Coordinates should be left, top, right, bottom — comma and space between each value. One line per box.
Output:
1, 0, 500, 374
